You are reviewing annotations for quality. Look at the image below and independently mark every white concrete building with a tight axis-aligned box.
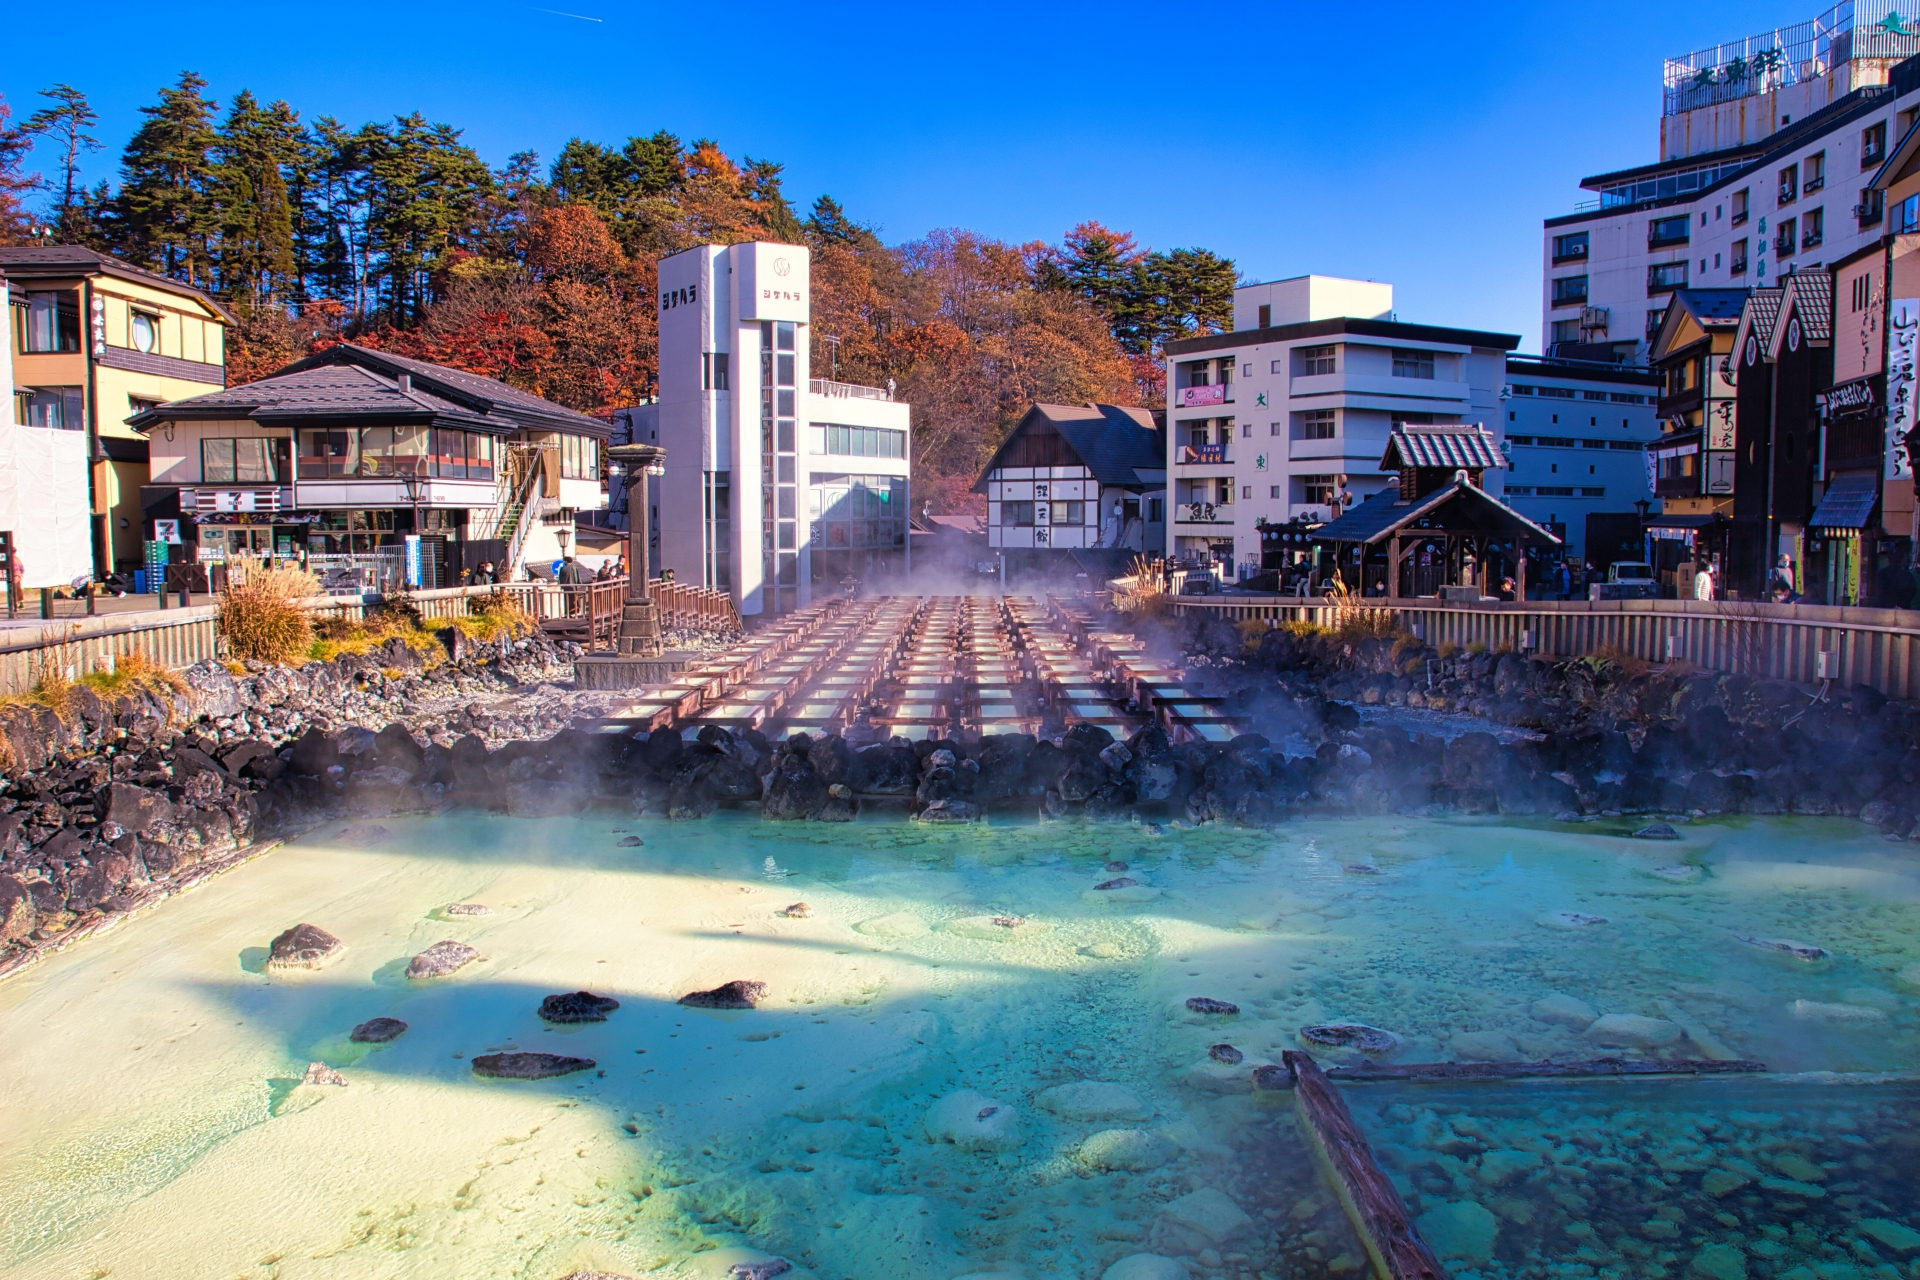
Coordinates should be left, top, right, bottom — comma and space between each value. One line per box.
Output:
651, 242, 910, 617
1160, 275, 1517, 577
1499, 355, 1662, 566
1543, 7, 1920, 360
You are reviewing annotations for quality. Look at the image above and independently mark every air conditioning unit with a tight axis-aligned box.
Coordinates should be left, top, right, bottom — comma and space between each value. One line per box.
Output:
1580, 307, 1609, 330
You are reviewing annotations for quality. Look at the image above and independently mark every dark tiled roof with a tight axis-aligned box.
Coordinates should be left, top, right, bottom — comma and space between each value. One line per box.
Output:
0, 244, 235, 321
1810, 472, 1878, 530
975, 403, 1166, 491
1731, 287, 1785, 362
1315, 480, 1561, 546
130, 342, 610, 437
1669, 289, 1749, 326
1381, 424, 1504, 472
1784, 273, 1832, 342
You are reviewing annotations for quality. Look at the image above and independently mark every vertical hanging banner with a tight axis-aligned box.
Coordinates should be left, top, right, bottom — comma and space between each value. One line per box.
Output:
1888, 299, 1920, 481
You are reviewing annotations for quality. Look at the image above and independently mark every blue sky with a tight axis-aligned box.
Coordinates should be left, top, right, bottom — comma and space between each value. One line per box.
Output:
4, 1, 1822, 348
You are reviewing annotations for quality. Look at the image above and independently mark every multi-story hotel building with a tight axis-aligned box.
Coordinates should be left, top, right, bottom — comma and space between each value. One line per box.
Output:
1542, 5, 1920, 361
646, 242, 910, 617
1160, 276, 1517, 577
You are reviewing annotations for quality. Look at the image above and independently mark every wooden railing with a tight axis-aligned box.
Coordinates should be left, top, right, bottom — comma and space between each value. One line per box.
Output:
1159, 592, 1920, 699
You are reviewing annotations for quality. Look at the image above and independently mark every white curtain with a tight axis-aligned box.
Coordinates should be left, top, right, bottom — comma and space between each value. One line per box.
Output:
0, 422, 94, 587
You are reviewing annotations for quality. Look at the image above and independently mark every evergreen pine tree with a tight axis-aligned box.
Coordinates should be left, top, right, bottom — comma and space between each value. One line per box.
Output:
211, 90, 299, 302
115, 72, 220, 284
22, 85, 101, 244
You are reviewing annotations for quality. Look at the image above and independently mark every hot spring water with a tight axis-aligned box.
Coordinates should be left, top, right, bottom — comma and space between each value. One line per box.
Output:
1, 813, 1916, 1279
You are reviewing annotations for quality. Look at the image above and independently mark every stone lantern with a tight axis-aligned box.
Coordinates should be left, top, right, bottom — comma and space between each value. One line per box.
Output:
607, 442, 666, 658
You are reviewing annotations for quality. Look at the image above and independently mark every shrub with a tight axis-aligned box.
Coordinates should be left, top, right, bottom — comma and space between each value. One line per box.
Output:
1112, 555, 1170, 618
219, 565, 321, 664
78, 650, 187, 698
455, 589, 537, 643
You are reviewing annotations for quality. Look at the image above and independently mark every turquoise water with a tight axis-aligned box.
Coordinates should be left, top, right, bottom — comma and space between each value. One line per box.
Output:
0, 812, 1915, 1278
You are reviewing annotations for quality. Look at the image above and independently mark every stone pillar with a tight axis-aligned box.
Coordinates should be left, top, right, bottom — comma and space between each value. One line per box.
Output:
609, 443, 665, 657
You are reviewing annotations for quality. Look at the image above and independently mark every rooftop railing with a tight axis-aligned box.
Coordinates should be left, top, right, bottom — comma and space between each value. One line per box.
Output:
809, 378, 892, 401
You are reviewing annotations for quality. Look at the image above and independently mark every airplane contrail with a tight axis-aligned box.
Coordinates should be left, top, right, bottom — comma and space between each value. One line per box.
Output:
535, 6, 603, 19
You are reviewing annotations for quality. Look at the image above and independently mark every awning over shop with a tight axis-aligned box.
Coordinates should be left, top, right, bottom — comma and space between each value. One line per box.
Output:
1809, 473, 1879, 533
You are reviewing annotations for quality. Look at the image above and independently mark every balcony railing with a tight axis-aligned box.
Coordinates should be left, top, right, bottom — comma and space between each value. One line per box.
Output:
1648, 228, 1691, 250
1774, 231, 1796, 255
809, 378, 891, 401
1551, 246, 1588, 265
1551, 289, 1589, 309
1803, 228, 1824, 250
1803, 175, 1824, 194
1179, 443, 1229, 464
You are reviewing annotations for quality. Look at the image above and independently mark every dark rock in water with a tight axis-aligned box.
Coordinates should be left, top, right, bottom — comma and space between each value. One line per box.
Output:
727, 1262, 793, 1280
1343, 863, 1382, 875
444, 902, 492, 917
991, 915, 1027, 929
557, 1272, 637, 1280
407, 939, 481, 979
1094, 876, 1139, 890
302, 1061, 348, 1086
1632, 822, 1681, 840
680, 979, 767, 1009
782, 902, 813, 918
268, 923, 344, 970
1299, 1022, 1400, 1054
1209, 1043, 1244, 1064
539, 990, 621, 1023
617, 835, 644, 847
1104, 860, 1129, 873
350, 1016, 408, 1043
1251, 1063, 1293, 1091
1186, 996, 1239, 1015
1734, 934, 1830, 961
472, 1052, 596, 1079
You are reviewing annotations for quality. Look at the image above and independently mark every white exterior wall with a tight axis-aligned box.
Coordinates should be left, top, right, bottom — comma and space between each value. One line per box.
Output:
1545, 90, 1917, 356
1232, 276, 1394, 329
655, 242, 910, 615
1498, 361, 1661, 563
1164, 301, 1510, 576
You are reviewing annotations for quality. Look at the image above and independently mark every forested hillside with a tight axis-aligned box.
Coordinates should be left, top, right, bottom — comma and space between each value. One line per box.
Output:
0, 76, 1235, 511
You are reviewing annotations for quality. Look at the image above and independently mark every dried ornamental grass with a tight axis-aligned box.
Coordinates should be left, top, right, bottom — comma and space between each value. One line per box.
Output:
219, 565, 322, 665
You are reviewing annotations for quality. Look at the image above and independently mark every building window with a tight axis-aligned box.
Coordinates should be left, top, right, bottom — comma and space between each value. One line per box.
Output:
1299, 475, 1336, 506
1551, 319, 1581, 344
1269, 421, 1282, 436
1391, 349, 1435, 379
702, 352, 731, 391
1852, 274, 1871, 312
1858, 188, 1886, 226
819, 424, 907, 458
1002, 501, 1035, 527
1803, 150, 1825, 193
1049, 500, 1085, 525
1731, 188, 1750, 225
1551, 231, 1588, 263
1257, 304, 1271, 328
201, 437, 284, 483
1895, 194, 1919, 235
1647, 261, 1688, 294
1270, 485, 1281, 498
1777, 165, 1798, 205
1730, 238, 1748, 276
1774, 216, 1797, 257
1802, 205, 1824, 249
298, 428, 494, 480
19, 386, 84, 430
1298, 345, 1337, 375
1269, 359, 1284, 374
559, 433, 600, 479
1863, 121, 1888, 167
130, 311, 160, 354
1648, 214, 1690, 248
1148, 498, 1163, 523
1551, 276, 1589, 308
1645, 308, 1668, 341
1241, 485, 1252, 499
1296, 410, 1337, 439
18, 292, 82, 354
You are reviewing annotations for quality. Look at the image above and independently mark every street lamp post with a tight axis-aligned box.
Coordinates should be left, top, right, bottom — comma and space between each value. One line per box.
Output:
400, 470, 426, 587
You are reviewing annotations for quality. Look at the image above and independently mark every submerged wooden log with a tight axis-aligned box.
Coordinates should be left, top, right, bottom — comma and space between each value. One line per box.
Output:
1326, 1057, 1766, 1083
1283, 1049, 1448, 1280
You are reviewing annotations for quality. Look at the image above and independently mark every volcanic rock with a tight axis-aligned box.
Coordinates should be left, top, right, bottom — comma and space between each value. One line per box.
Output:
617, 835, 644, 846
1299, 1023, 1399, 1054
1078, 1128, 1175, 1172
267, 923, 345, 970
1734, 935, 1829, 961
350, 1016, 408, 1043
782, 902, 813, 918
407, 939, 481, 979
679, 979, 766, 1009
1035, 1080, 1149, 1121
1208, 1043, 1244, 1064
1185, 996, 1239, 1015
0, 874, 35, 943
1584, 1012, 1683, 1048
444, 902, 492, 917
539, 990, 621, 1023
472, 1052, 596, 1079
1631, 822, 1681, 840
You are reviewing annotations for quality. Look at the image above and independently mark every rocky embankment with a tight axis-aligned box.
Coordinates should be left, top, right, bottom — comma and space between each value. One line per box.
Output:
7, 609, 1919, 970
0, 632, 602, 962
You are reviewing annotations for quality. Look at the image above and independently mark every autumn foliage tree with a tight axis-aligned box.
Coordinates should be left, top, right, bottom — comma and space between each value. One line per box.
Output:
7, 76, 1238, 513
